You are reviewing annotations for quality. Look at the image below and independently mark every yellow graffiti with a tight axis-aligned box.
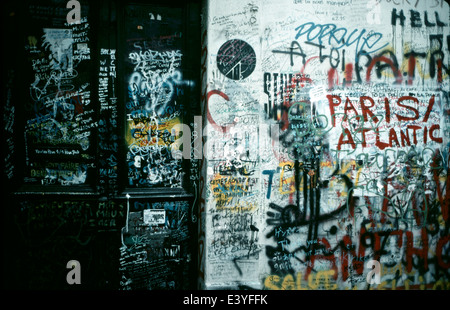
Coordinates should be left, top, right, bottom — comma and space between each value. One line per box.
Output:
210, 174, 255, 208
126, 116, 181, 147
216, 200, 257, 212
279, 162, 295, 195
264, 266, 449, 290
28, 36, 38, 47
276, 160, 360, 197
264, 270, 337, 290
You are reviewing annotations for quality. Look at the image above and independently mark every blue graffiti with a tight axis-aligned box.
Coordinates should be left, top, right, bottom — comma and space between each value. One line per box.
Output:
294, 22, 389, 61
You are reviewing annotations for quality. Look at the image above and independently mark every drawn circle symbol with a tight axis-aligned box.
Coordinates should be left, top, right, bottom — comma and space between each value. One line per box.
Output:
217, 39, 256, 80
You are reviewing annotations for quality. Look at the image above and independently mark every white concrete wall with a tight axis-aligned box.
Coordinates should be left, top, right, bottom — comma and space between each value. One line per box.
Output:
200, 0, 450, 290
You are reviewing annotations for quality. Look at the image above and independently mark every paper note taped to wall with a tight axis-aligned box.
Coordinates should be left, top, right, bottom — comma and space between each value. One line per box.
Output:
310, 85, 326, 103
143, 209, 166, 226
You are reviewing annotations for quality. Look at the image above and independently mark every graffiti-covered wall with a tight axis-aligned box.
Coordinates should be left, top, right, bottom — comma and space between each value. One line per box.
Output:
2, 0, 200, 290
200, 0, 450, 290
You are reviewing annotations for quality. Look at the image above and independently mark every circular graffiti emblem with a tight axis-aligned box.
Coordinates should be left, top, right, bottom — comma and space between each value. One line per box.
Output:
217, 39, 256, 80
